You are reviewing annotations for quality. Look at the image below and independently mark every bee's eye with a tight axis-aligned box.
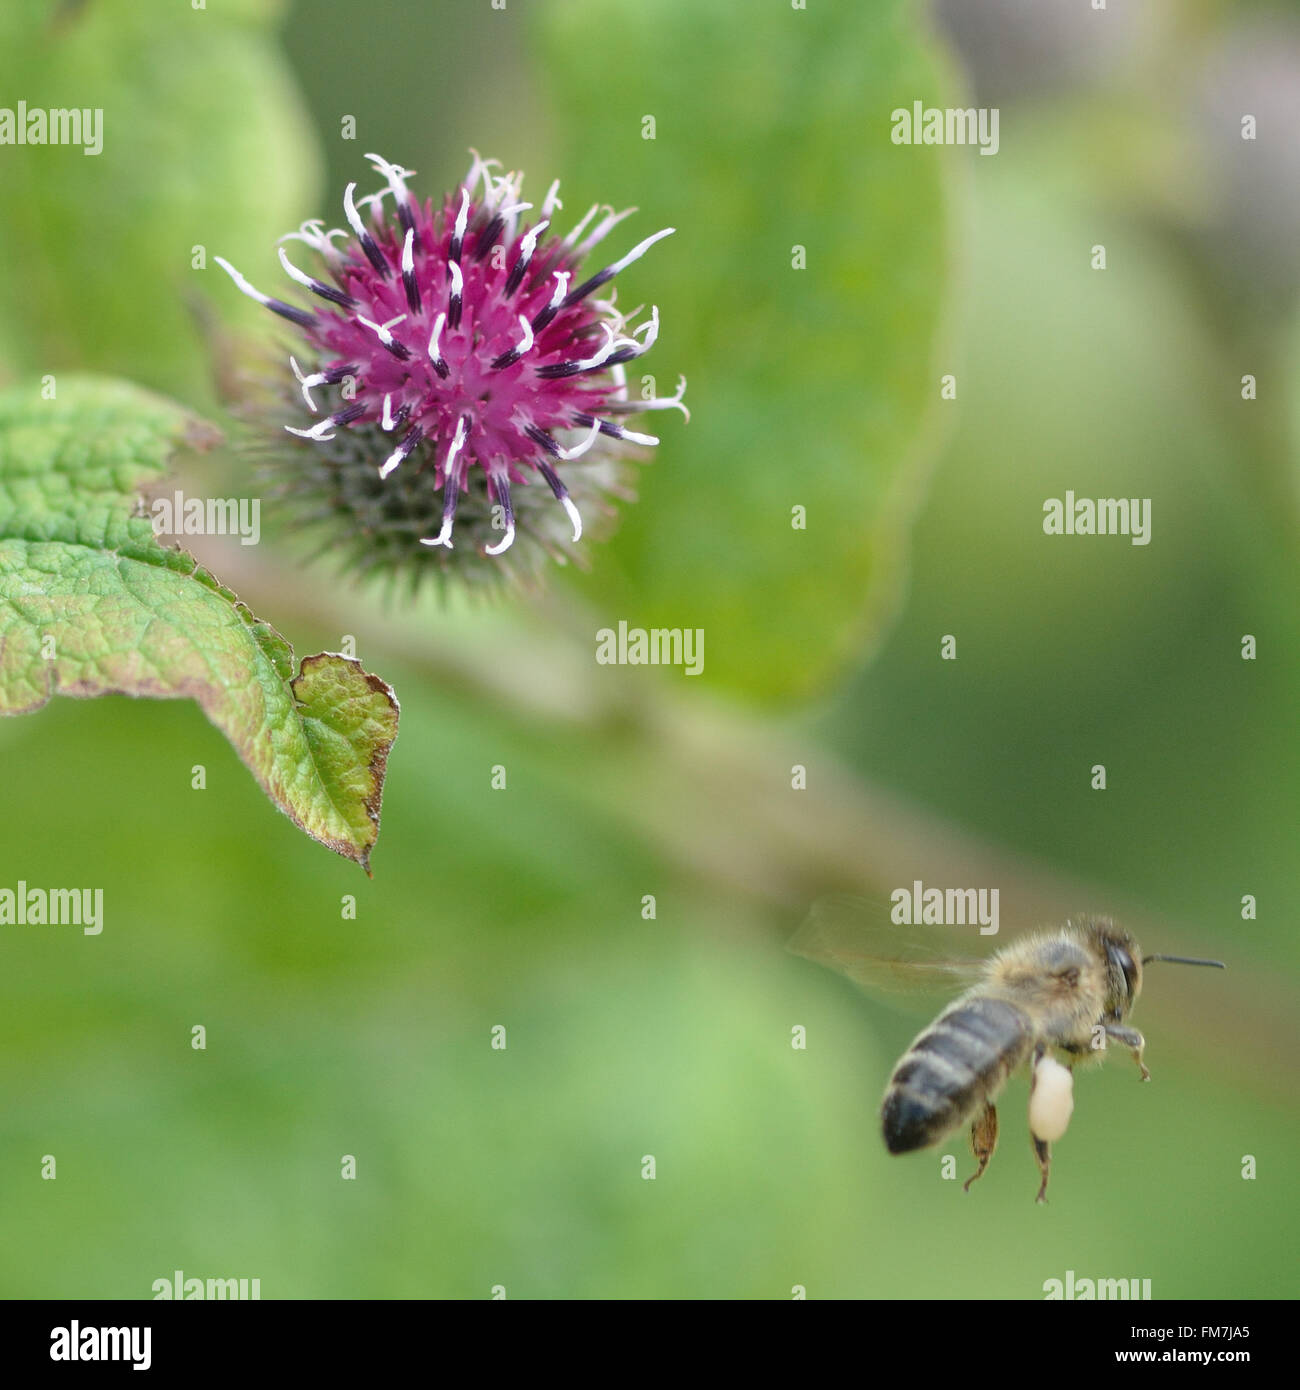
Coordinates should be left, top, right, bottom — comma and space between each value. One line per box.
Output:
1110, 945, 1138, 999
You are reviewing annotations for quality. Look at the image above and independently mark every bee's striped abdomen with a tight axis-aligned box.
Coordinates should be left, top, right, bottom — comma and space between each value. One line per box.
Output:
881, 996, 1032, 1154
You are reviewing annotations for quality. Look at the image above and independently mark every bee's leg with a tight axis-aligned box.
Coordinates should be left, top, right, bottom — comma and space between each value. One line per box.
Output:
962, 1101, 998, 1193
1104, 1023, 1150, 1081
1032, 1134, 1052, 1204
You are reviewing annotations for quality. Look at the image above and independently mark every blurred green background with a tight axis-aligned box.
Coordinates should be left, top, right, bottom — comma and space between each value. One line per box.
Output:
0, 0, 1296, 1298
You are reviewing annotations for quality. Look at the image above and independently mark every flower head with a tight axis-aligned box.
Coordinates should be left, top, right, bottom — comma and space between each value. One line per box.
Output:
217, 151, 686, 580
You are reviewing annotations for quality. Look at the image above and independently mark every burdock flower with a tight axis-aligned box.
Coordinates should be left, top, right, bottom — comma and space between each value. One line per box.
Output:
216, 151, 686, 582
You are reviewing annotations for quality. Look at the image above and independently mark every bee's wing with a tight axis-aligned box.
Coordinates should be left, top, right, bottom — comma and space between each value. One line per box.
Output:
789, 894, 990, 998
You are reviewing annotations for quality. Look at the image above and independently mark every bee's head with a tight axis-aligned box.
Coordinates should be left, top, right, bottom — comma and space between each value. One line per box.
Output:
1087, 920, 1226, 1017
1085, 920, 1143, 1018
1105, 933, 1143, 1018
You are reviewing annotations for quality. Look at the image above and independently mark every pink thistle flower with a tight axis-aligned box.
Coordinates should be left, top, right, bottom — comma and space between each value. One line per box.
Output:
216, 151, 687, 570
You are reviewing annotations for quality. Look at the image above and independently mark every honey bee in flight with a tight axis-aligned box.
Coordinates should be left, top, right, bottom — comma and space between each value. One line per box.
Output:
789, 899, 1224, 1202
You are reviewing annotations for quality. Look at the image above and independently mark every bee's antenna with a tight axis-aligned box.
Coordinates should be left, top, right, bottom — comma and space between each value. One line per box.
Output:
1141, 954, 1226, 969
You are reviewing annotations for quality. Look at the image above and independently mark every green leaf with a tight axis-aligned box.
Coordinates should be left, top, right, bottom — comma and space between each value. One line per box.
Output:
534, 0, 951, 702
0, 0, 319, 406
0, 376, 398, 872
